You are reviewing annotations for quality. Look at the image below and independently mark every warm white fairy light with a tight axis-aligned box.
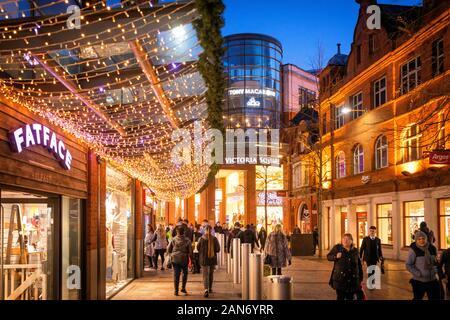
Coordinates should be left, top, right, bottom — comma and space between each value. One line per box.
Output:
0, 0, 212, 201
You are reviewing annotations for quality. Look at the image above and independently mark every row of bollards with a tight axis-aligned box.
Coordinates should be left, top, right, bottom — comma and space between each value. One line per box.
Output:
220, 236, 293, 300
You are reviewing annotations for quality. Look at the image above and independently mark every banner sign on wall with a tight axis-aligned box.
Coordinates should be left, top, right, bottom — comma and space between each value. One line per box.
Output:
429, 151, 450, 165
9, 123, 73, 170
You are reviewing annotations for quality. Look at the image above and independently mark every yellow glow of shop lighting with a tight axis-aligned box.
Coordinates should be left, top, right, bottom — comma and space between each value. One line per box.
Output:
0, 0, 212, 201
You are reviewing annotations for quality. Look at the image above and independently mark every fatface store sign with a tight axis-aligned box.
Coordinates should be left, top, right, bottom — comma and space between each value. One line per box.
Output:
9, 123, 73, 170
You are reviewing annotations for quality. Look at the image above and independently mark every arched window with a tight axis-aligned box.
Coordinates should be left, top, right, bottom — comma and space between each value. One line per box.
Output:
375, 135, 388, 169
402, 125, 421, 163
335, 152, 346, 179
353, 144, 364, 175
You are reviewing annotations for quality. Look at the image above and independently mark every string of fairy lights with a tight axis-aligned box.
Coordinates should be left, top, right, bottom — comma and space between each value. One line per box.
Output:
0, 0, 213, 201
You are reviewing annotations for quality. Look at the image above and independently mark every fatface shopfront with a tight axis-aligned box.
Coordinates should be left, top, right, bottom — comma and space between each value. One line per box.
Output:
0, 99, 143, 300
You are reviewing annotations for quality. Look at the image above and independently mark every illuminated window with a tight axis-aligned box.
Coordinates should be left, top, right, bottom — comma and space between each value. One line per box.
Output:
256, 166, 284, 190
351, 92, 363, 120
353, 144, 364, 175
335, 152, 346, 179
334, 105, 345, 129
439, 199, 450, 250
404, 201, 424, 246
375, 135, 388, 169
373, 77, 386, 108
401, 57, 421, 95
377, 204, 393, 245
402, 125, 421, 163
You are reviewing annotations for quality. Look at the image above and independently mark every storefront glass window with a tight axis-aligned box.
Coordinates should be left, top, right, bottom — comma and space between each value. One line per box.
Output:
0, 190, 55, 300
105, 167, 134, 298
61, 197, 82, 300
377, 204, 393, 245
439, 199, 450, 249
257, 206, 283, 232
404, 201, 424, 246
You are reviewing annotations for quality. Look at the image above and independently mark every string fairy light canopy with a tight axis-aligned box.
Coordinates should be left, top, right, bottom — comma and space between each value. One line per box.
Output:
0, 0, 214, 201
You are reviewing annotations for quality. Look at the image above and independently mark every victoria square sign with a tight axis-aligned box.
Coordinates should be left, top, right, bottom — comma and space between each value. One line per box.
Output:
9, 123, 73, 170
171, 121, 280, 167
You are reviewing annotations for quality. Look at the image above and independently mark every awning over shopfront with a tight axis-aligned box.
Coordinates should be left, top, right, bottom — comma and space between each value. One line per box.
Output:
0, 0, 217, 201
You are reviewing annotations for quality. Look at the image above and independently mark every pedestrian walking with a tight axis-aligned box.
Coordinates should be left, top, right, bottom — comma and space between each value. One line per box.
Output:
238, 224, 260, 253
197, 225, 220, 298
312, 226, 319, 255
214, 222, 223, 234
439, 247, 450, 299
226, 222, 242, 258
406, 230, 441, 300
258, 227, 267, 251
327, 233, 364, 300
292, 226, 301, 234
167, 226, 193, 296
192, 225, 202, 274
264, 224, 292, 275
359, 226, 383, 290
144, 224, 155, 269
151, 224, 168, 270
419, 221, 436, 244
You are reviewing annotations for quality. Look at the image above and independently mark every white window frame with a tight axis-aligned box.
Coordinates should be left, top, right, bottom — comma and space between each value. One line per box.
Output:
353, 144, 364, 175
335, 152, 346, 179
402, 125, 422, 163
400, 56, 421, 95
432, 38, 444, 77
375, 135, 389, 169
373, 76, 387, 108
334, 105, 345, 129
351, 92, 363, 120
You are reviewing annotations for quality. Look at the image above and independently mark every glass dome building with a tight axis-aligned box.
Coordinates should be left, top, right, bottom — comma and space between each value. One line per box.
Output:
223, 33, 283, 130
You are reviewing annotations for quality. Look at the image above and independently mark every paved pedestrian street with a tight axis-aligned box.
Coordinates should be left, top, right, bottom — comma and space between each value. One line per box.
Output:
112, 257, 413, 300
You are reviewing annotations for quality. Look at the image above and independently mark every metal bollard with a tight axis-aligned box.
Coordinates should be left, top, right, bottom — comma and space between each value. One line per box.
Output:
232, 238, 241, 284
241, 243, 251, 300
249, 253, 263, 300
217, 234, 223, 267
220, 234, 226, 266
266, 275, 294, 300
227, 252, 232, 274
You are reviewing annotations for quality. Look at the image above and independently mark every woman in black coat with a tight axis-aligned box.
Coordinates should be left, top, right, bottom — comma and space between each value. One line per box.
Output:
327, 233, 364, 300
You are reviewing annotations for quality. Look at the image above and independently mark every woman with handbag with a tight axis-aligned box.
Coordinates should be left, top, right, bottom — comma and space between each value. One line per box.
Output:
151, 224, 168, 270
327, 233, 364, 300
144, 224, 155, 269
264, 224, 292, 275
197, 225, 221, 297
167, 226, 193, 296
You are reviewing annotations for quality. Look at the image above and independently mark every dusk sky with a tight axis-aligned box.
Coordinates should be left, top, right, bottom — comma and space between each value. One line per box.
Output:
223, 0, 423, 69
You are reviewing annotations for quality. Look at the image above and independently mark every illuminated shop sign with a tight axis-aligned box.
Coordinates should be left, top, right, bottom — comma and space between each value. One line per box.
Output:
257, 192, 283, 206
9, 123, 73, 170
225, 156, 280, 166
228, 88, 276, 97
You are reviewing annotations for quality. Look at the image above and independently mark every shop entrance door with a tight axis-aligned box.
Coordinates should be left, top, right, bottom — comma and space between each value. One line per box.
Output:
357, 212, 368, 248
0, 188, 58, 300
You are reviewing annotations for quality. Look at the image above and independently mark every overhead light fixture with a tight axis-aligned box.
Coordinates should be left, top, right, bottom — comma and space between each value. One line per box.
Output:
401, 171, 411, 176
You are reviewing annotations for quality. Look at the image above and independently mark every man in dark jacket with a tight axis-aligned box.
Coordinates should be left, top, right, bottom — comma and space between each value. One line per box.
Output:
226, 222, 242, 258
360, 226, 383, 266
238, 224, 260, 253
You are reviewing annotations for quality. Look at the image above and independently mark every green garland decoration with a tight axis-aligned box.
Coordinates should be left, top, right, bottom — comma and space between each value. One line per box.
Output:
193, 0, 226, 194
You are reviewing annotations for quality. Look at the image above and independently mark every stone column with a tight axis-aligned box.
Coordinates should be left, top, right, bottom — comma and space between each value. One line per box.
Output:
424, 190, 437, 237
246, 166, 257, 225
347, 203, 357, 240
392, 196, 401, 260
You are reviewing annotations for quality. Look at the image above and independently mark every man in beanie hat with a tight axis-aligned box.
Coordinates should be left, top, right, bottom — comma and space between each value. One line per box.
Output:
405, 230, 441, 300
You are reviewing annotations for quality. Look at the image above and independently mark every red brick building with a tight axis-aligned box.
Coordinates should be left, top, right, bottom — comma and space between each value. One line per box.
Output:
317, 0, 450, 259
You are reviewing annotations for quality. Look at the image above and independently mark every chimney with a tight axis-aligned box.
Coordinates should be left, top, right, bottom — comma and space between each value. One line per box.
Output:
356, 0, 377, 7
337, 43, 341, 55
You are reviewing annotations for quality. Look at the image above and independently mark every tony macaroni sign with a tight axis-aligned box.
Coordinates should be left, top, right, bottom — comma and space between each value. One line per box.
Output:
9, 123, 73, 170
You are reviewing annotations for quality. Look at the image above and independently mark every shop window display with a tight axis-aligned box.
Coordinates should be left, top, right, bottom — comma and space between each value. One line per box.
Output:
0, 190, 55, 300
105, 167, 134, 298
439, 199, 450, 249
404, 201, 424, 246
377, 204, 393, 245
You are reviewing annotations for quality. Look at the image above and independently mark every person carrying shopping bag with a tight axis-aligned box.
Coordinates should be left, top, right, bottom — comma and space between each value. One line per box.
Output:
197, 225, 220, 298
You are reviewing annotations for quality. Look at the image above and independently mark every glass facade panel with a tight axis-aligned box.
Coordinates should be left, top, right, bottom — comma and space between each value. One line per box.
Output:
439, 199, 450, 249
377, 204, 393, 245
105, 167, 134, 298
